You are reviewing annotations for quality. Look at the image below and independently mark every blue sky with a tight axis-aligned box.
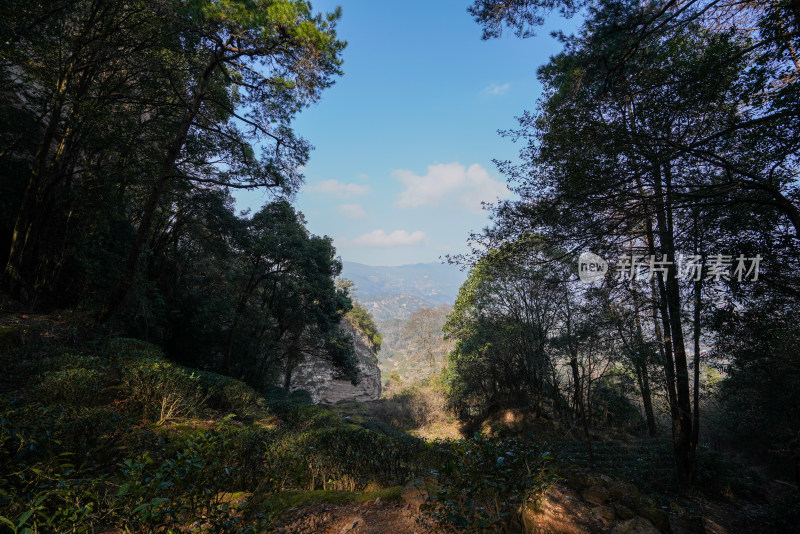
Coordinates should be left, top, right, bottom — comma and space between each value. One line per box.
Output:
235, 0, 580, 266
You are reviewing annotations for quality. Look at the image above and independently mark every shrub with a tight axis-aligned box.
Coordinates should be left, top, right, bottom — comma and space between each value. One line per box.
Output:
120, 356, 205, 422
0, 408, 114, 533
696, 448, 763, 498
36, 367, 105, 406
262, 387, 314, 415
424, 435, 555, 531
264, 426, 426, 492
116, 432, 249, 533
106, 337, 163, 360
372, 382, 448, 431
115, 342, 269, 422
195, 371, 269, 420
591, 376, 645, 431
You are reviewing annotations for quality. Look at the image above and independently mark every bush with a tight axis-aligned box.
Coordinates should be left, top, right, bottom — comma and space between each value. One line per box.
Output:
195, 371, 269, 420
35, 350, 104, 374
120, 356, 204, 422
696, 448, 763, 499
111, 338, 269, 422
0, 407, 115, 533
424, 435, 555, 531
5, 334, 479, 532
36, 367, 105, 406
116, 432, 244, 532
262, 387, 314, 415
264, 426, 427, 492
106, 337, 163, 360
591, 376, 645, 431
372, 382, 448, 431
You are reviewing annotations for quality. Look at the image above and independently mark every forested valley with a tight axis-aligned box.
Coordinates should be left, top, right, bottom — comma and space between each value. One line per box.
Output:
1, 0, 799, 532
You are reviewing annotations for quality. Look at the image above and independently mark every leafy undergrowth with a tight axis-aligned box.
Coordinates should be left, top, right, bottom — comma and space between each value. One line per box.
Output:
3, 318, 783, 533
0, 326, 556, 533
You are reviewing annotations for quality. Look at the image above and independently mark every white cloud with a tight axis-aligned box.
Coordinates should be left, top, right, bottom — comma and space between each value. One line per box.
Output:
484, 82, 510, 95
338, 203, 367, 218
306, 179, 370, 198
393, 162, 511, 214
351, 229, 426, 248
356, 173, 369, 180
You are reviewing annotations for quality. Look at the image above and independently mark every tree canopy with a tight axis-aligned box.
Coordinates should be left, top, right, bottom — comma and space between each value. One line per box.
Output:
0, 0, 355, 389
446, 0, 800, 487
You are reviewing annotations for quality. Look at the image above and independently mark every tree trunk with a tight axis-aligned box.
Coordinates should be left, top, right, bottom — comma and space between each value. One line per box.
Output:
691, 264, 703, 482
636, 357, 657, 437
691, 214, 703, 482
99, 56, 219, 323
637, 172, 679, 423
632, 280, 658, 437
653, 161, 694, 487
565, 297, 593, 463
4, 92, 68, 296
645, 218, 679, 422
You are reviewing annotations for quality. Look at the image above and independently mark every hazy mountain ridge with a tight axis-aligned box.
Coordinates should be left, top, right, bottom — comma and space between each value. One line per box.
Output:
341, 261, 466, 306
341, 261, 465, 385
358, 293, 436, 322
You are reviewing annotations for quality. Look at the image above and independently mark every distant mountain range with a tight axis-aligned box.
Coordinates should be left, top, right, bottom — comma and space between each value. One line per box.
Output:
341, 261, 466, 384
341, 261, 466, 305
351, 293, 436, 322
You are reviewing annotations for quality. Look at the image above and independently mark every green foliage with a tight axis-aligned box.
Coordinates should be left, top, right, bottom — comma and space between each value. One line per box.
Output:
443, 236, 571, 421
461, 0, 800, 491
346, 301, 383, 352
0, 0, 355, 391
695, 449, 763, 499
264, 426, 426, 492
1, 332, 571, 532
116, 432, 246, 533
590, 376, 645, 431
1, 336, 383, 532
107, 337, 163, 360
112, 338, 269, 422
36, 367, 105, 406
2, 0, 346, 304
424, 435, 555, 531
0, 404, 115, 533
261, 386, 315, 418
714, 306, 800, 479
198, 373, 270, 420
223, 200, 356, 386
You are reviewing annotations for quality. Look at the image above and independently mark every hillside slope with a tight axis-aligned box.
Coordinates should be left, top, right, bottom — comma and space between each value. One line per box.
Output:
1, 313, 783, 533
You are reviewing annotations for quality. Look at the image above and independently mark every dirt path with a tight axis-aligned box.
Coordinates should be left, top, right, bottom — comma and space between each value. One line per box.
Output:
272, 499, 446, 534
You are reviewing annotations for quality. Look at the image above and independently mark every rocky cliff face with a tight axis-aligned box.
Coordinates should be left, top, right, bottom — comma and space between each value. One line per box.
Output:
288, 320, 381, 404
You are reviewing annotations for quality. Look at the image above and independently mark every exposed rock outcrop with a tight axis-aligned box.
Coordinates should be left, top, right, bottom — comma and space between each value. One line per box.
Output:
287, 320, 381, 404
